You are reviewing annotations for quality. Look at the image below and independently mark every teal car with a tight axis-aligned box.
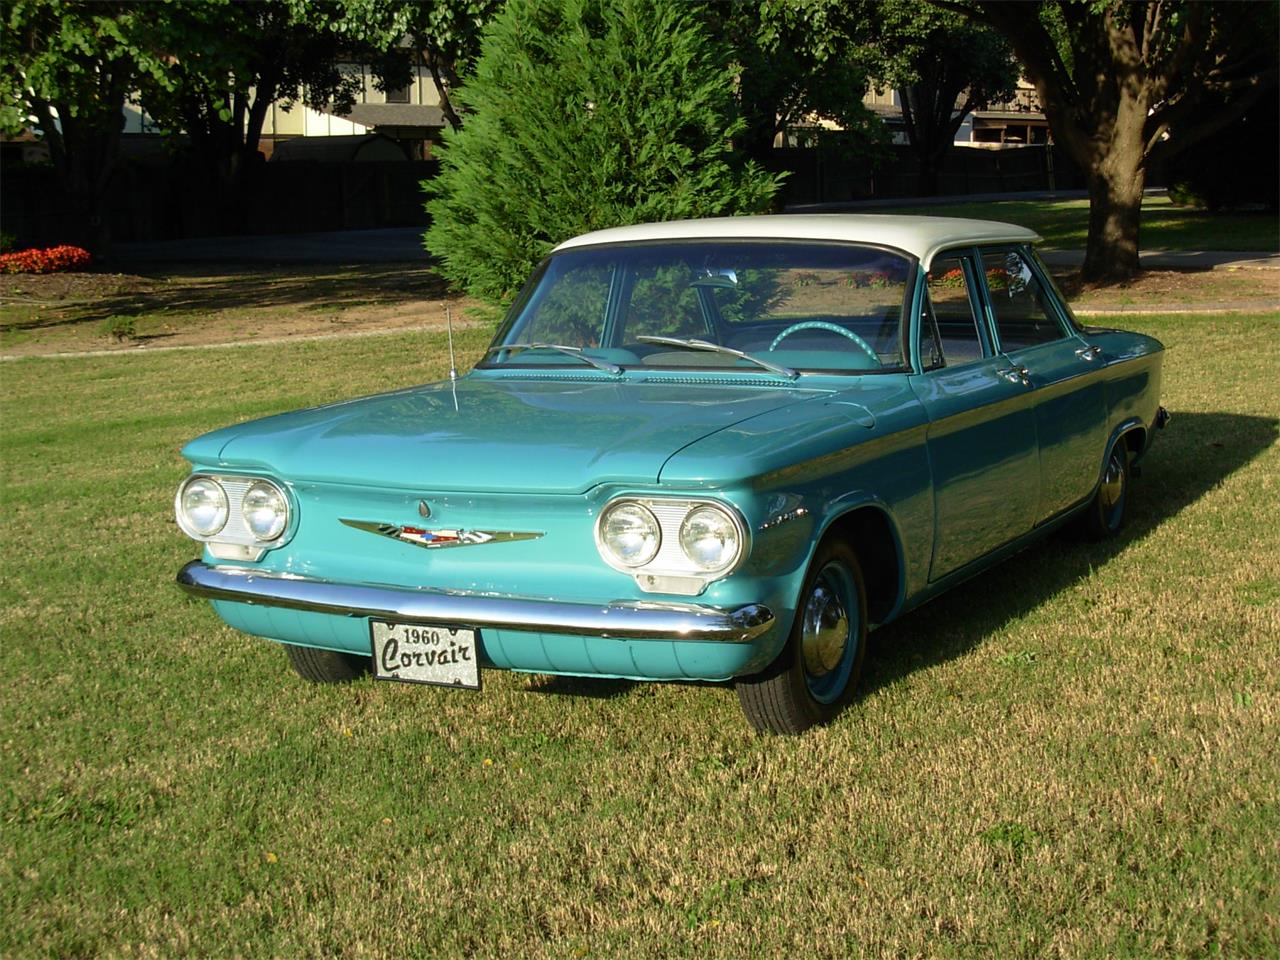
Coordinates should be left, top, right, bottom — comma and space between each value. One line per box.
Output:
175, 215, 1167, 733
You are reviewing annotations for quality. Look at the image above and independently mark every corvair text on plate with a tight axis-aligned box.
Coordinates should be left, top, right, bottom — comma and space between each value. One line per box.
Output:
371, 621, 480, 689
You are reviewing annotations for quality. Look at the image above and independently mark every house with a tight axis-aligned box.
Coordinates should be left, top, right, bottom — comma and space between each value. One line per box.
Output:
784, 79, 1049, 150
120, 56, 449, 161
967, 81, 1051, 145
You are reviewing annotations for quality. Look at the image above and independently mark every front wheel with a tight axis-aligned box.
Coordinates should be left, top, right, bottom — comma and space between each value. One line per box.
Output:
1080, 440, 1130, 540
735, 542, 867, 734
285, 643, 370, 683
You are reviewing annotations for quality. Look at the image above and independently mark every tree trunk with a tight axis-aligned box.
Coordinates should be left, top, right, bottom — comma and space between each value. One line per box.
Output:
916, 155, 942, 198
1082, 162, 1144, 281
1078, 91, 1149, 282
740, 102, 780, 167
36, 97, 118, 254
425, 44, 464, 133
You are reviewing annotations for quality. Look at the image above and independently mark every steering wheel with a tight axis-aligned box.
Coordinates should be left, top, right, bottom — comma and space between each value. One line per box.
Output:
769, 321, 881, 366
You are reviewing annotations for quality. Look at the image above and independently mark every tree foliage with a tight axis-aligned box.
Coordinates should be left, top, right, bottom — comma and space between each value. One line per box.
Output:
424, 0, 783, 305
140, 1, 384, 207
1, 0, 175, 249
947, 0, 1280, 280
2, 0, 494, 246
877, 3, 1016, 195
711, 0, 891, 160
319, 0, 503, 131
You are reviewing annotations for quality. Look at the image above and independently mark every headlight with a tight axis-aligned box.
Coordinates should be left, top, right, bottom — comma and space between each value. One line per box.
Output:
242, 480, 289, 541
679, 504, 741, 572
177, 477, 228, 537
599, 502, 661, 567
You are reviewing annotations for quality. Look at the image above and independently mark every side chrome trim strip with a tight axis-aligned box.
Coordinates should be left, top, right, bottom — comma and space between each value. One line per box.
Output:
176, 561, 774, 644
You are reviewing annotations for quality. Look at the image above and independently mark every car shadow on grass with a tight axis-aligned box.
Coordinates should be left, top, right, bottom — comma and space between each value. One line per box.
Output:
860, 410, 1279, 696
522, 674, 639, 699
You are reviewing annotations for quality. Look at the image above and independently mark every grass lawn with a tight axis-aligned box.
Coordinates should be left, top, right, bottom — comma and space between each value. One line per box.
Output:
867, 195, 1279, 253
2, 315, 1278, 957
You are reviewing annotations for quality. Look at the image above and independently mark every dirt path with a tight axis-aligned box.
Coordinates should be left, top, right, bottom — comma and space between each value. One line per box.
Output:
0, 263, 490, 359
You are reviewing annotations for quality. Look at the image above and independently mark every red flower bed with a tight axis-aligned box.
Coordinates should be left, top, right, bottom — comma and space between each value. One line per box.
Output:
0, 245, 93, 274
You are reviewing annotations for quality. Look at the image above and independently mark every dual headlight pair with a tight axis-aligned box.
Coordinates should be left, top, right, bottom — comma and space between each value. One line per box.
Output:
176, 475, 290, 543
596, 498, 746, 579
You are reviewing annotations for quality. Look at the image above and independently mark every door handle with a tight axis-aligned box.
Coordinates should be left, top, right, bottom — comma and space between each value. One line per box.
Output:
999, 365, 1032, 386
1075, 344, 1102, 361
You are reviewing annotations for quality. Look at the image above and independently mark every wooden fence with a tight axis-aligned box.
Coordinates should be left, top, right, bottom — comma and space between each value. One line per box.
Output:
1, 159, 439, 248
767, 144, 1087, 206
2, 145, 1090, 247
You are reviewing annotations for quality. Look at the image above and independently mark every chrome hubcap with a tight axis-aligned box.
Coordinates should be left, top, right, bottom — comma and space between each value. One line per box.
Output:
1100, 449, 1126, 523
800, 563, 856, 703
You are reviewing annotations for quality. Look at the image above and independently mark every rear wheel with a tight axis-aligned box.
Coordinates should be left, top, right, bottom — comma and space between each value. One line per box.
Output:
736, 541, 867, 734
1081, 440, 1130, 540
284, 644, 370, 683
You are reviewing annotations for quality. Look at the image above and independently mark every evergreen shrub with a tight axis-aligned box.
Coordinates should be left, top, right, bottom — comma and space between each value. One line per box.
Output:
424, 0, 783, 305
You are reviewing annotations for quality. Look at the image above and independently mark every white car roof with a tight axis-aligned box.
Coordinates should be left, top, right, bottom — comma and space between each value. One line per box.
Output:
553, 214, 1041, 269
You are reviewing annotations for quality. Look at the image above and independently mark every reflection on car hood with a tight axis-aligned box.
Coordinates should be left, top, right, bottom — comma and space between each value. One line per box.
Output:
183, 374, 831, 494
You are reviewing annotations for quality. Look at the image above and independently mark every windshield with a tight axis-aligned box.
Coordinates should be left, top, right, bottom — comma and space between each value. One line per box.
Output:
485, 240, 914, 374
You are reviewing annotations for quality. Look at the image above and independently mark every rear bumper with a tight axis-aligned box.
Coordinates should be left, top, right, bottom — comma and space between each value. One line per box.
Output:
176, 561, 775, 644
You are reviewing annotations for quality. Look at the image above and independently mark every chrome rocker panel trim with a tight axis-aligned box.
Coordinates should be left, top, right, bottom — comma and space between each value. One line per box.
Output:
176, 561, 774, 643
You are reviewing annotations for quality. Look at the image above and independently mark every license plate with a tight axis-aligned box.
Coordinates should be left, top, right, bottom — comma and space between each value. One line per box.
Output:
370, 621, 480, 690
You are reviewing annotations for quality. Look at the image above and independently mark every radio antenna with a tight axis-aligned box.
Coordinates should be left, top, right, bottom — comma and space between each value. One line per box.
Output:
446, 303, 458, 382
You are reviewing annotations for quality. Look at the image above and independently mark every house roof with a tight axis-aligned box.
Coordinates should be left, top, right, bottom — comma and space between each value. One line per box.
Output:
336, 103, 446, 130
553, 214, 1041, 268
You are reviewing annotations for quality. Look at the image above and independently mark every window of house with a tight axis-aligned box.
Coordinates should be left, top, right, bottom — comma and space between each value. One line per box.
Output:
386, 59, 413, 103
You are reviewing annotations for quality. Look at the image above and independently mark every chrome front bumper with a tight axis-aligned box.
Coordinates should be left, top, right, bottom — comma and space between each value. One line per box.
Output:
176, 561, 775, 644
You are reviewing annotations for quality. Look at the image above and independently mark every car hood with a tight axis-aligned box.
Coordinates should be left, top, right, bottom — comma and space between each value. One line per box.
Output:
184, 375, 831, 494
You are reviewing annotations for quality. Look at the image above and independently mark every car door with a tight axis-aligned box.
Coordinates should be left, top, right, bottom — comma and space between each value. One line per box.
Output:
977, 246, 1109, 522
910, 250, 1040, 582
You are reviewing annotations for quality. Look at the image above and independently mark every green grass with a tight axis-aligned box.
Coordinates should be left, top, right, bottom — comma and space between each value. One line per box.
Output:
869, 195, 1279, 252
2, 316, 1278, 957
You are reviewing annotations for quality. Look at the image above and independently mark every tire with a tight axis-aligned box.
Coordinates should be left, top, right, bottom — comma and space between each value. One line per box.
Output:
735, 541, 868, 734
284, 643, 371, 683
1080, 440, 1130, 540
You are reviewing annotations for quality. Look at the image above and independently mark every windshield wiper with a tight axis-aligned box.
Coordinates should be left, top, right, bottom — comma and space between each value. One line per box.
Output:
483, 342, 622, 375
637, 336, 798, 380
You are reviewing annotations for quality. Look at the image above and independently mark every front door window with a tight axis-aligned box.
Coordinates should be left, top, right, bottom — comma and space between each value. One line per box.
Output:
980, 248, 1066, 350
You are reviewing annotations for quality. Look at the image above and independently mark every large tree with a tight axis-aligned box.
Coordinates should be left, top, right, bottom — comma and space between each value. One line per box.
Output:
424, 0, 782, 304
1, 0, 174, 251
141, 1, 403, 227
948, 1, 1279, 281
712, 1, 889, 163
878, 4, 1016, 196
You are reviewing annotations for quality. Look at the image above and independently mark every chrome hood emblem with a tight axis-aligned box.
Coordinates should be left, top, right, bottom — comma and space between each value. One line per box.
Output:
340, 518, 543, 550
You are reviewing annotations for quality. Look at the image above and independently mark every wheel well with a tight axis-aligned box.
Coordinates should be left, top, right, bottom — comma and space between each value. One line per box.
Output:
1123, 427, 1147, 460
824, 506, 901, 625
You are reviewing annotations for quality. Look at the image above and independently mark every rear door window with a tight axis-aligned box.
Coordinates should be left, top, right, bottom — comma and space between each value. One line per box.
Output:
925, 252, 987, 366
